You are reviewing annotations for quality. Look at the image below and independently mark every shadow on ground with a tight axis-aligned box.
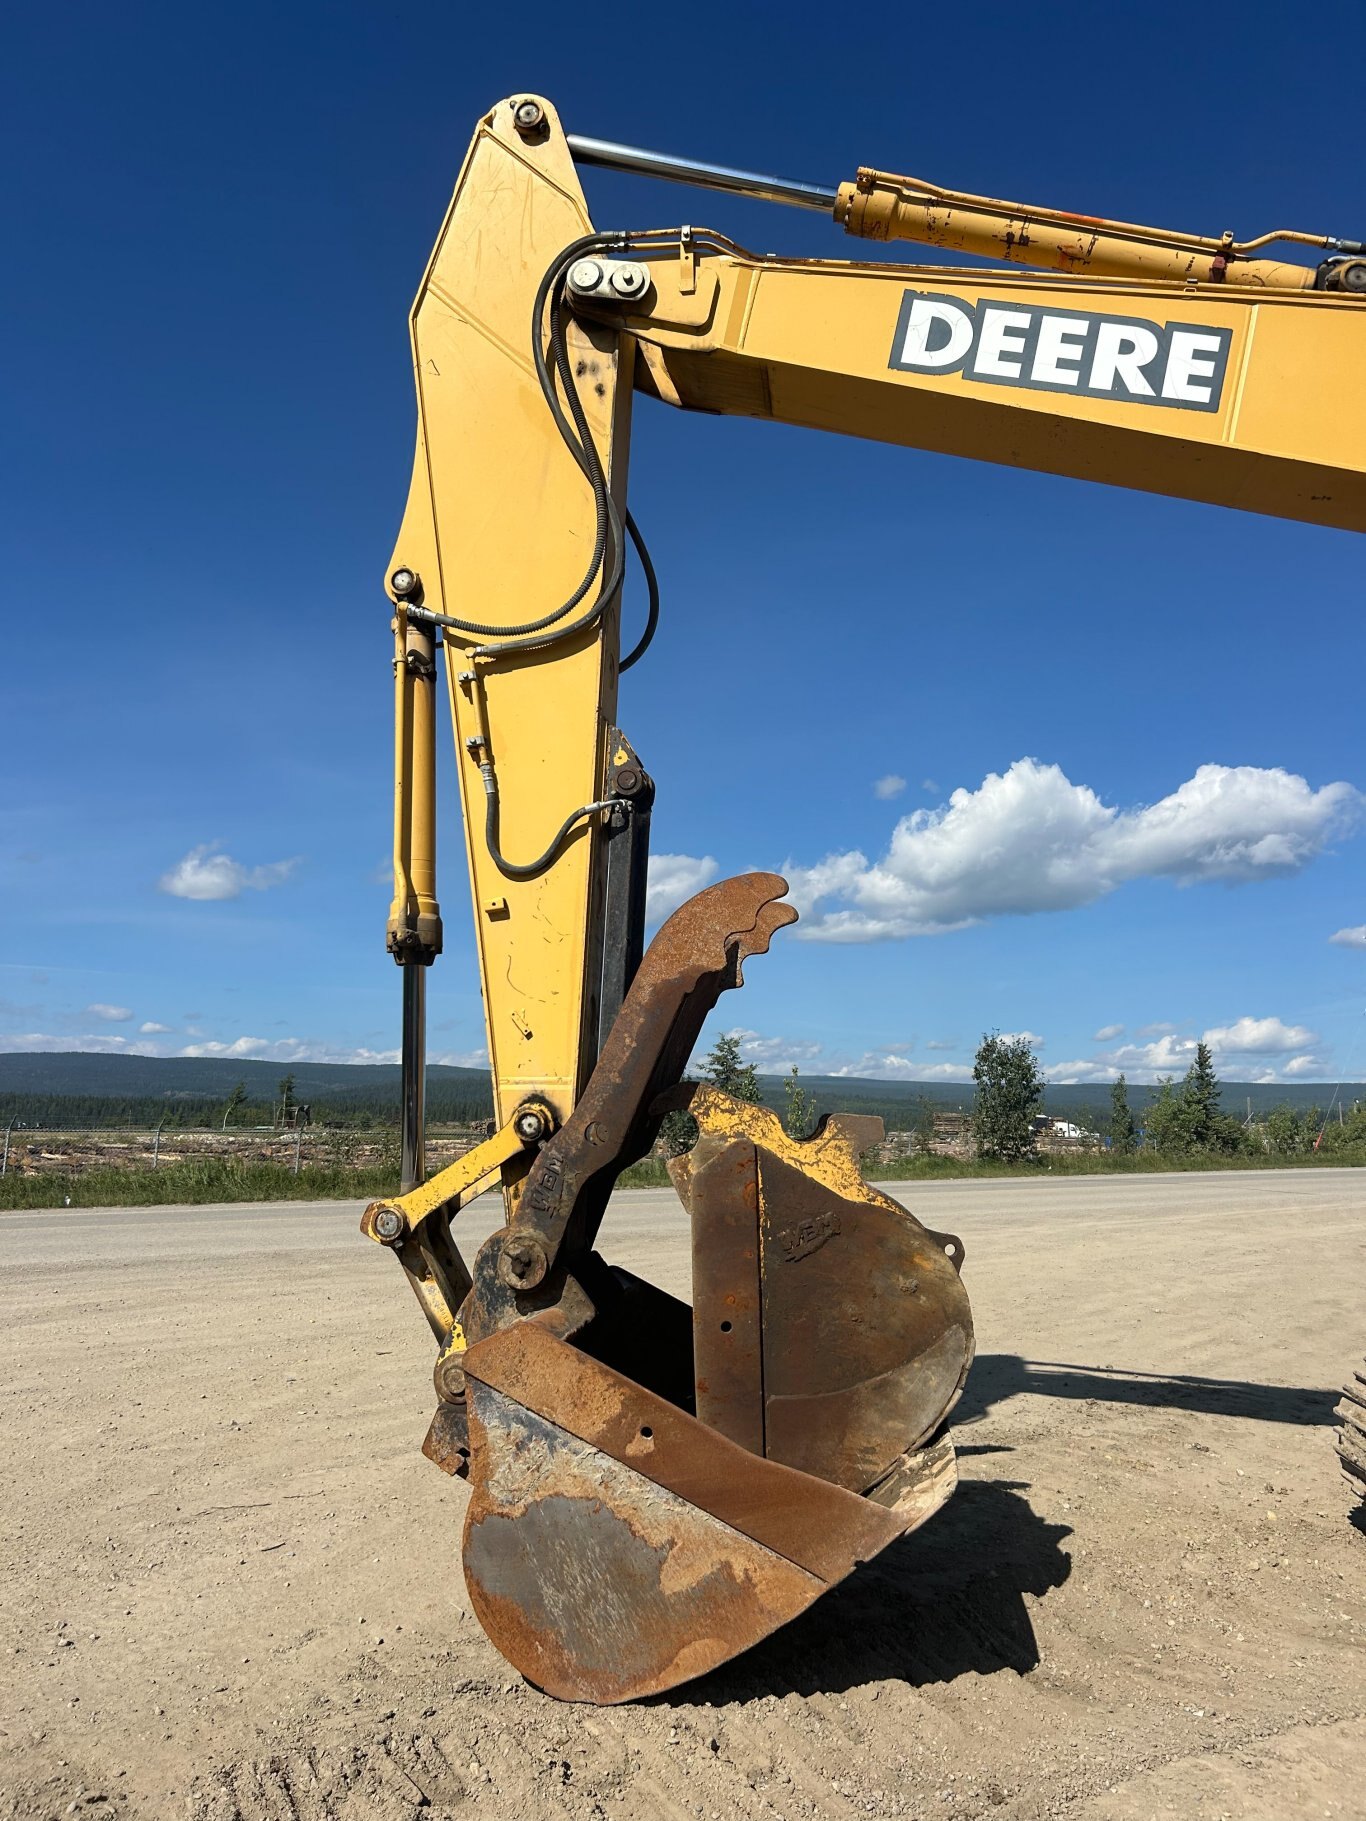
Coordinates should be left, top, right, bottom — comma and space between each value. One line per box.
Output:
956, 1355, 1339, 1427
663, 1479, 1071, 1708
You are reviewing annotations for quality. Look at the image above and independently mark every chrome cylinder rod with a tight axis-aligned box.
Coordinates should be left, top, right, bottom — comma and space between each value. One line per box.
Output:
399, 963, 426, 1194
566, 133, 837, 214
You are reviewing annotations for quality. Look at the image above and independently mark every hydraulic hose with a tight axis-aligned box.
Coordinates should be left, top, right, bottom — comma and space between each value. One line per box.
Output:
479, 757, 612, 881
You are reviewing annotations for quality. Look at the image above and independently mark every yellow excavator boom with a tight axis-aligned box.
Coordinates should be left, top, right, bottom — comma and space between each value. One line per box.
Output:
365, 94, 1365, 1702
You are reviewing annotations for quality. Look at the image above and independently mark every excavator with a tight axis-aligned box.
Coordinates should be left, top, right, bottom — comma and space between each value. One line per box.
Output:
362, 95, 1366, 1704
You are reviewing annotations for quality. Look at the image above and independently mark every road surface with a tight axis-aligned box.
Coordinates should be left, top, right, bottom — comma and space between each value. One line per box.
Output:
2, 1169, 1363, 1820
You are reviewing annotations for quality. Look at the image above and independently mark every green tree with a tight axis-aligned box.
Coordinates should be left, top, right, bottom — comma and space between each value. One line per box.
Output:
277, 1072, 296, 1126
1143, 1076, 1189, 1152
703, 1033, 762, 1105
782, 1065, 819, 1140
1264, 1105, 1304, 1156
972, 1032, 1045, 1162
1182, 1042, 1221, 1148
1109, 1073, 1136, 1154
222, 1081, 248, 1130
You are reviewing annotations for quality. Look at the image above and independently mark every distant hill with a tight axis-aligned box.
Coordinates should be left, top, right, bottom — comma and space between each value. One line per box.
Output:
0, 1050, 1359, 1132
0, 1051, 487, 1103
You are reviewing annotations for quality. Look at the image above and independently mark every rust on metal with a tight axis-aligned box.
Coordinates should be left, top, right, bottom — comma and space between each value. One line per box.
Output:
461, 1320, 956, 1702
668, 1083, 975, 1492
423, 873, 973, 1701
463, 872, 797, 1345
685, 1135, 765, 1454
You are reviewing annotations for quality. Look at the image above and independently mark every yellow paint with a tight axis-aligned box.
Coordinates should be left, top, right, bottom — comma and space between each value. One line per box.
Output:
381, 1117, 529, 1233
385, 96, 1366, 1255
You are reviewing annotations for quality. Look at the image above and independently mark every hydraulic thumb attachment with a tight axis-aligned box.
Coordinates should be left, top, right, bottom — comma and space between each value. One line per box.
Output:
369, 874, 973, 1702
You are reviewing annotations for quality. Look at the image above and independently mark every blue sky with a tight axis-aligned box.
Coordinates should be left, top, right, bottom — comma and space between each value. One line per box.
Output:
3, 1, 1365, 1089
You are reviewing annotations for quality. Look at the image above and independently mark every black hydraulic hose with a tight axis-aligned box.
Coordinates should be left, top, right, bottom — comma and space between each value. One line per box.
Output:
619, 509, 659, 671
479, 758, 612, 881
408, 234, 621, 643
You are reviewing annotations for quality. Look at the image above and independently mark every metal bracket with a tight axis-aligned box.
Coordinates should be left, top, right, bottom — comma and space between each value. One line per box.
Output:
360, 1111, 547, 1342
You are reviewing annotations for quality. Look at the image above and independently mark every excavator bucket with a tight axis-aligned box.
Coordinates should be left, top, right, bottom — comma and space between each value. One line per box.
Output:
445, 874, 974, 1702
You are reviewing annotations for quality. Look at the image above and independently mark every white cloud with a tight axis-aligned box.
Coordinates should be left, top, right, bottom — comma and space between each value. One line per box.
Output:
86, 1002, 133, 1022
1093, 1023, 1125, 1042
1330, 925, 1366, 949
177, 1036, 401, 1064
139, 1021, 172, 1035
873, 774, 907, 801
1201, 1015, 1316, 1054
785, 759, 1359, 941
727, 1027, 824, 1069
1045, 1059, 1120, 1084
1059, 1011, 1327, 1085
998, 1030, 1044, 1050
925, 1038, 956, 1051
430, 1046, 489, 1069
159, 843, 298, 901
646, 852, 718, 924
922, 779, 939, 794
831, 1053, 972, 1082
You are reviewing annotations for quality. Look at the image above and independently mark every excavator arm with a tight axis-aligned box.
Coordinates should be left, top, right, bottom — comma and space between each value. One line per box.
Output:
365, 95, 1365, 1702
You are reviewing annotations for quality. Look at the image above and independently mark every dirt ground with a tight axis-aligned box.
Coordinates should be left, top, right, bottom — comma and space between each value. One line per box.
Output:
2, 1169, 1363, 1820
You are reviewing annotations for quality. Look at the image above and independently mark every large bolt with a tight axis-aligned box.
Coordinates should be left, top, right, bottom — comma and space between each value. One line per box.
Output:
434, 1352, 466, 1403
608, 263, 646, 298
513, 1105, 551, 1145
568, 258, 604, 294
373, 1206, 405, 1243
498, 1234, 548, 1291
615, 767, 640, 795
512, 99, 545, 136
390, 566, 420, 600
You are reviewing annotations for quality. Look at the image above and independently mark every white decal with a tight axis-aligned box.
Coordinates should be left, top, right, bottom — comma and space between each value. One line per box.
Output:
899, 295, 974, 369
889, 288, 1231, 412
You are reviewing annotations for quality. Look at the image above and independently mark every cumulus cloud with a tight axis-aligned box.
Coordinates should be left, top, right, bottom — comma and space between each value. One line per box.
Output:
159, 843, 298, 901
785, 759, 1359, 941
87, 1003, 133, 1022
1044, 1059, 1120, 1084
998, 1030, 1044, 1049
873, 774, 907, 801
728, 1028, 824, 1068
176, 1036, 405, 1064
1330, 925, 1366, 949
646, 852, 718, 924
139, 1021, 172, 1035
1044, 1011, 1327, 1085
1093, 1023, 1125, 1041
1202, 1016, 1316, 1054
835, 1055, 972, 1082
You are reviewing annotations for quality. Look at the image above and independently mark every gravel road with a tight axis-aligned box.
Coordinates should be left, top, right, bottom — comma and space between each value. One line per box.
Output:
2, 1169, 1363, 1820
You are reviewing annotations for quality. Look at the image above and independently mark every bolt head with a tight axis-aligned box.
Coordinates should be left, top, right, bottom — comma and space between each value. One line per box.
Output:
514, 1109, 546, 1143
498, 1234, 548, 1291
608, 263, 645, 297
390, 567, 419, 599
513, 99, 545, 134
374, 1207, 405, 1242
568, 259, 604, 294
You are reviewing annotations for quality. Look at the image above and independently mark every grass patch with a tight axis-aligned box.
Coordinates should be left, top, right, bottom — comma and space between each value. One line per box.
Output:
0, 1158, 398, 1211
4, 1141, 1358, 1212
867, 1147, 1363, 1181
